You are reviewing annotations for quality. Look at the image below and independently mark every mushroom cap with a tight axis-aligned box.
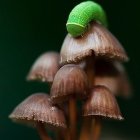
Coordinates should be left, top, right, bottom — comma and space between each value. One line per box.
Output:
50, 64, 89, 104
60, 22, 128, 65
27, 52, 60, 83
94, 77, 119, 95
83, 85, 123, 120
9, 93, 67, 128
94, 59, 131, 97
113, 62, 132, 98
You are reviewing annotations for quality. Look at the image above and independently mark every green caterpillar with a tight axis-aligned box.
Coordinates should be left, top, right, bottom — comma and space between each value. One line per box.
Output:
66, 1, 108, 37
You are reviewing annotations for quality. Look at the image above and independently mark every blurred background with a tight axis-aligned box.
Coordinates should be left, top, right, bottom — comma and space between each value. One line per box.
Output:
0, 0, 139, 139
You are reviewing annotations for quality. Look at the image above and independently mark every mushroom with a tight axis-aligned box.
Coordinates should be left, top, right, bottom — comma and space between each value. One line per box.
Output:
83, 85, 123, 140
94, 59, 131, 98
50, 64, 89, 140
27, 52, 60, 83
9, 93, 66, 140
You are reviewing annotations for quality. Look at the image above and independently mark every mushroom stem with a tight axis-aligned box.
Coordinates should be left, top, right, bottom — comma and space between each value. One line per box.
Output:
79, 118, 91, 140
92, 118, 101, 140
56, 130, 63, 140
65, 129, 71, 140
69, 97, 77, 140
79, 56, 95, 140
48, 82, 53, 87
56, 129, 67, 140
85, 55, 95, 87
36, 123, 51, 140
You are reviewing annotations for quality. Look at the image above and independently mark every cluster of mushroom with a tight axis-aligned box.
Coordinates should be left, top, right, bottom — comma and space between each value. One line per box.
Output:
9, 23, 130, 140
9, 3, 131, 140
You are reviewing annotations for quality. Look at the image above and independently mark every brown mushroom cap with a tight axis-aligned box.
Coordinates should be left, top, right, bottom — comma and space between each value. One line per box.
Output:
113, 62, 132, 98
83, 85, 123, 120
9, 93, 67, 128
94, 77, 119, 96
50, 64, 89, 104
27, 52, 60, 83
60, 22, 128, 65
94, 59, 131, 97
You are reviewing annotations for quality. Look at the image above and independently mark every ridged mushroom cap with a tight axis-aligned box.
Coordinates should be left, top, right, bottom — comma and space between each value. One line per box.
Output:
9, 93, 67, 128
94, 59, 131, 97
113, 62, 132, 98
83, 85, 123, 120
50, 64, 89, 104
60, 22, 128, 65
27, 52, 60, 83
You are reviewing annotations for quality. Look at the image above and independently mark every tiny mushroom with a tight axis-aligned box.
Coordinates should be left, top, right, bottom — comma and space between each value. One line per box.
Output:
27, 52, 60, 83
50, 64, 89, 140
83, 85, 123, 140
9, 93, 66, 140
51, 64, 89, 103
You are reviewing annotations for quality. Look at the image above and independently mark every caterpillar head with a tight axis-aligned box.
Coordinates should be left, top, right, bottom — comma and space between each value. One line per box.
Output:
66, 23, 86, 37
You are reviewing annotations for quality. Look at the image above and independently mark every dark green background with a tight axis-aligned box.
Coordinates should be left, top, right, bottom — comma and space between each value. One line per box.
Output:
0, 0, 139, 139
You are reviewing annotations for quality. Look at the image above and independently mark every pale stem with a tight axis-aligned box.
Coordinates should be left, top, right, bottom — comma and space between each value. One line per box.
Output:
36, 123, 51, 140
92, 118, 101, 140
69, 97, 77, 140
79, 118, 91, 140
